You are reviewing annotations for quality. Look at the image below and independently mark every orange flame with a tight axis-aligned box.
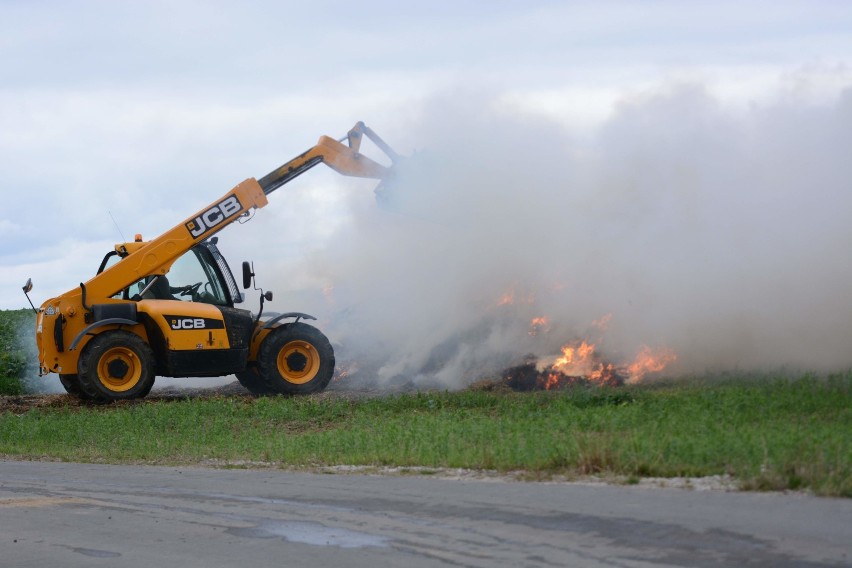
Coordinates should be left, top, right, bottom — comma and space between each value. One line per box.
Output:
505, 315, 677, 391
543, 372, 562, 390
333, 362, 358, 382
528, 316, 550, 336
536, 338, 676, 390
544, 340, 620, 387
552, 341, 596, 374
497, 291, 515, 306
625, 345, 677, 383
496, 286, 535, 307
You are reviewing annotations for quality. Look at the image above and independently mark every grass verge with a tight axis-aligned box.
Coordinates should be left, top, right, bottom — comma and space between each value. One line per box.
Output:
0, 373, 849, 496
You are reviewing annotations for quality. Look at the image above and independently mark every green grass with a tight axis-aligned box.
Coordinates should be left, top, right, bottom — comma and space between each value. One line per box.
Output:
0, 373, 849, 496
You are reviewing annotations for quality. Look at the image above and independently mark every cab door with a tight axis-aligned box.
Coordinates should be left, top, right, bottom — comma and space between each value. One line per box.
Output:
135, 245, 254, 377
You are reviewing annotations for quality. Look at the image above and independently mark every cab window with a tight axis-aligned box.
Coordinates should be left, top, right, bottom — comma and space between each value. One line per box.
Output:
133, 249, 229, 305
164, 249, 228, 305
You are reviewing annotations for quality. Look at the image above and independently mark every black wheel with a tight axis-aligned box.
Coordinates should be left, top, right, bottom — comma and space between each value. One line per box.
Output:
257, 323, 335, 395
78, 330, 156, 402
58, 374, 95, 400
235, 367, 276, 396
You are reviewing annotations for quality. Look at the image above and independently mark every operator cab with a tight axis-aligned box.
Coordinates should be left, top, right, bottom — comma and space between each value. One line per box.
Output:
100, 238, 244, 307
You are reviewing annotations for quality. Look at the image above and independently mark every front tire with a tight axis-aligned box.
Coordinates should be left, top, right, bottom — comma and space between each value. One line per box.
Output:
257, 323, 335, 395
78, 330, 156, 402
58, 374, 95, 400
235, 367, 276, 396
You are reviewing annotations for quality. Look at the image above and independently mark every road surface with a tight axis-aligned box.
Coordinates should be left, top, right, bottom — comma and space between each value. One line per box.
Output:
0, 460, 849, 567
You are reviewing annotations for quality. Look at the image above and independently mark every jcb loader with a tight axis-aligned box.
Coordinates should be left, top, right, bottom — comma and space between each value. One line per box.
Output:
22, 122, 400, 402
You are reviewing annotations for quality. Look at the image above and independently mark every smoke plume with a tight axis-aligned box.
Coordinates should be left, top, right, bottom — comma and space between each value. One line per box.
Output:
292, 83, 852, 388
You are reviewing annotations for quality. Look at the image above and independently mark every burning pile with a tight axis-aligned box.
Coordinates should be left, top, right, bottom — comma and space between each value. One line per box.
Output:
504, 310, 676, 391
503, 341, 676, 391
326, 280, 677, 391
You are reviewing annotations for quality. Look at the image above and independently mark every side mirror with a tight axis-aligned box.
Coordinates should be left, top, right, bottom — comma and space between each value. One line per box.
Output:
22, 278, 37, 313
242, 261, 254, 290
264, 291, 273, 301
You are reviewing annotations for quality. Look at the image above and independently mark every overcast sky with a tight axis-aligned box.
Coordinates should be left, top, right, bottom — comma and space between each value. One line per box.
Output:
0, 0, 852, 308
2, 0, 852, 339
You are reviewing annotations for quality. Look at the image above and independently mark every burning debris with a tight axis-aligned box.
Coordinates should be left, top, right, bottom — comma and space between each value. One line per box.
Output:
333, 362, 358, 383
528, 316, 550, 336
502, 356, 625, 391
504, 315, 677, 391
495, 285, 537, 308
502, 344, 675, 391
503, 345, 627, 391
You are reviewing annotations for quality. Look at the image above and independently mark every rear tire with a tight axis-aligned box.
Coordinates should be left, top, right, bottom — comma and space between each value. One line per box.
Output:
257, 323, 335, 395
78, 330, 156, 402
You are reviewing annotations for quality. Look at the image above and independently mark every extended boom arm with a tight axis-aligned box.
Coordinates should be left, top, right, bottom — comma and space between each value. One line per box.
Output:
258, 121, 396, 194
82, 122, 398, 303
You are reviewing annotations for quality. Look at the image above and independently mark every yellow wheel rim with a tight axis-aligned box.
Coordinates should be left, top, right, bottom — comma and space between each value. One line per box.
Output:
97, 346, 142, 392
277, 340, 320, 385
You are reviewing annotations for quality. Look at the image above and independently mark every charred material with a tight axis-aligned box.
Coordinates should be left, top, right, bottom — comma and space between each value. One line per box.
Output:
501, 355, 626, 391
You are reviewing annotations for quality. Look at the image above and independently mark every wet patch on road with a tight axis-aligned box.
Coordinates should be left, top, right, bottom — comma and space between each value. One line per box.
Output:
227, 520, 390, 548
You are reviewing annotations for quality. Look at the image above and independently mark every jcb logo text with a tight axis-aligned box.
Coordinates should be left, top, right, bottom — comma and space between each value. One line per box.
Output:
170, 318, 205, 330
185, 195, 243, 238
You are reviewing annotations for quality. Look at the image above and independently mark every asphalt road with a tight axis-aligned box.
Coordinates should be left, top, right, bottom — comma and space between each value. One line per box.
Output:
0, 460, 849, 567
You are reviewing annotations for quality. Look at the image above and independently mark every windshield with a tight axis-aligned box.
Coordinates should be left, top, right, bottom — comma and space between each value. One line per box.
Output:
124, 247, 229, 305
162, 248, 229, 305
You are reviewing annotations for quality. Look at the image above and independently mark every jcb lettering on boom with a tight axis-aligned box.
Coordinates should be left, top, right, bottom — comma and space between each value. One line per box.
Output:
186, 195, 243, 238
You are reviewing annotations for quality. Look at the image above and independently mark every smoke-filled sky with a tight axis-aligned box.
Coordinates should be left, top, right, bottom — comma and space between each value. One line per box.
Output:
2, 1, 852, 384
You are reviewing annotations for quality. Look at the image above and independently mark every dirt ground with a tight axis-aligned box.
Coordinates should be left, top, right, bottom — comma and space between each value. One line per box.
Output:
0, 373, 472, 414
0, 378, 404, 415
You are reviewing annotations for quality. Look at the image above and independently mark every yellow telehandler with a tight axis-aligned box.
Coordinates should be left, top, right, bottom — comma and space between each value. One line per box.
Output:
22, 122, 400, 402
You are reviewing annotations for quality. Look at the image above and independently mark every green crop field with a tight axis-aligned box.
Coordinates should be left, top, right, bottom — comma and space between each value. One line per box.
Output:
0, 309, 36, 395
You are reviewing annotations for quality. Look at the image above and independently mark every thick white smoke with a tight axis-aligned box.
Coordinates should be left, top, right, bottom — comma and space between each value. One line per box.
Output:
286, 83, 852, 388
